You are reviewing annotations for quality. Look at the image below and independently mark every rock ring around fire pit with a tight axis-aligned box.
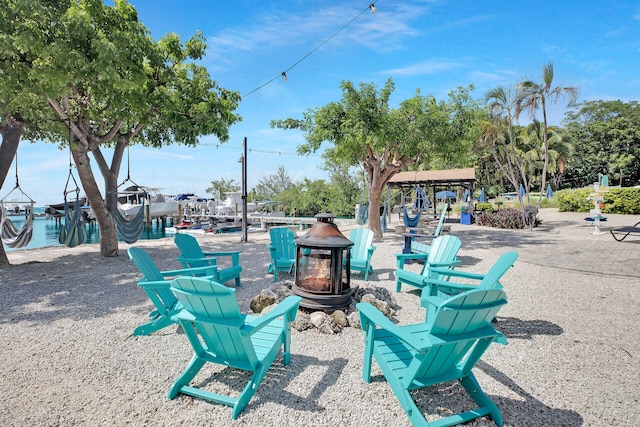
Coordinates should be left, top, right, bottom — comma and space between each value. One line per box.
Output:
249, 280, 398, 334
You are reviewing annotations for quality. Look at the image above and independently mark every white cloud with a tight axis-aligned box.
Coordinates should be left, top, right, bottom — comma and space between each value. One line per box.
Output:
380, 59, 461, 77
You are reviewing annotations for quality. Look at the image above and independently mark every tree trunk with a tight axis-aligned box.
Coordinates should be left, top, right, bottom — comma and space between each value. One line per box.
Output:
366, 166, 390, 239
0, 115, 25, 268
71, 148, 120, 257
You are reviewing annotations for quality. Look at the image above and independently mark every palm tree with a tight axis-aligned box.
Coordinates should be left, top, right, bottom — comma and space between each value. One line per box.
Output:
484, 85, 529, 207
516, 62, 578, 207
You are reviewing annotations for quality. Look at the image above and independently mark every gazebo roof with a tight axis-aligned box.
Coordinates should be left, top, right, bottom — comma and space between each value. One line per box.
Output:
387, 168, 476, 187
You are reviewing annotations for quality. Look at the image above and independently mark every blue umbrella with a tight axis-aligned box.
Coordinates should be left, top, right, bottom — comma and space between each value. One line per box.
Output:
545, 184, 553, 198
462, 189, 470, 202
519, 184, 526, 197
479, 188, 487, 202
435, 190, 456, 199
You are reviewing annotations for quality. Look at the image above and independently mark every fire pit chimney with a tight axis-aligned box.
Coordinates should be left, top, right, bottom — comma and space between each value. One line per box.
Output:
292, 213, 354, 312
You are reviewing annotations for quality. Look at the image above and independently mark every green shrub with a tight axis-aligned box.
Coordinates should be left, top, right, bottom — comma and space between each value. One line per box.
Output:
475, 202, 494, 212
557, 187, 640, 214
556, 188, 593, 212
603, 188, 640, 214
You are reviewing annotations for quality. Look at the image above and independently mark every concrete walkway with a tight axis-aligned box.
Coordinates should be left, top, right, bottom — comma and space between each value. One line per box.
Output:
437, 208, 640, 278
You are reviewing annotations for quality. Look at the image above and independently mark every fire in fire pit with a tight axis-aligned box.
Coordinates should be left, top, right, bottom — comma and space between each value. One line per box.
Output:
292, 213, 354, 312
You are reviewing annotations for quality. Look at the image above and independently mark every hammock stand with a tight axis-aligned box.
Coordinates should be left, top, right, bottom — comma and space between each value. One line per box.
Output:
58, 150, 87, 248
0, 153, 36, 248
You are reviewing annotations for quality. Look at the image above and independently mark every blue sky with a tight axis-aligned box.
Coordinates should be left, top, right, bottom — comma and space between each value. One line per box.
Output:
6, 0, 640, 206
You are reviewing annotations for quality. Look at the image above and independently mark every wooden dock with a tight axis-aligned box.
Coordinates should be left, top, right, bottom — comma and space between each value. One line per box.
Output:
249, 215, 356, 229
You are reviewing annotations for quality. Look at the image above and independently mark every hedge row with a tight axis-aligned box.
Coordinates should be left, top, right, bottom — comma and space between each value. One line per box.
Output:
556, 187, 640, 214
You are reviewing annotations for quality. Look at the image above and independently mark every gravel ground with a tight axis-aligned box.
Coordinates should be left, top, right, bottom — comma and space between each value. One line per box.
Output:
1, 210, 638, 426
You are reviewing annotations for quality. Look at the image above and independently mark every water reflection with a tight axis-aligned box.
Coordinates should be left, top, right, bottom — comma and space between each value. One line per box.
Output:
5, 216, 174, 252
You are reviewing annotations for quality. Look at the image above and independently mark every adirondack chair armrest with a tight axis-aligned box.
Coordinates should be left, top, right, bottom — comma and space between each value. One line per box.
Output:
137, 279, 171, 290
367, 245, 376, 255
427, 267, 483, 281
170, 309, 246, 328
494, 331, 508, 345
161, 265, 218, 277
201, 251, 241, 265
176, 255, 218, 266
243, 296, 302, 334
395, 252, 430, 267
428, 259, 462, 268
421, 281, 477, 301
357, 303, 432, 351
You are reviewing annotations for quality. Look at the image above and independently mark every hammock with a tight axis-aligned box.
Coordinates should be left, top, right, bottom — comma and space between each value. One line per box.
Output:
381, 204, 387, 233
356, 203, 369, 225
59, 193, 87, 248
114, 199, 145, 244
0, 205, 34, 248
0, 151, 36, 248
403, 206, 421, 228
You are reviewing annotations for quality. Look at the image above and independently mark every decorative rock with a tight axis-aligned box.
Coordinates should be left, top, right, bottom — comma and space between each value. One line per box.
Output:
270, 282, 294, 301
249, 289, 278, 313
309, 311, 341, 334
309, 311, 327, 328
293, 311, 312, 331
360, 294, 394, 318
347, 311, 360, 329
329, 310, 348, 328
318, 317, 341, 334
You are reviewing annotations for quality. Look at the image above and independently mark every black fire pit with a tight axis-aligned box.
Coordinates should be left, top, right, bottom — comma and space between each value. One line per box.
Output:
292, 213, 354, 312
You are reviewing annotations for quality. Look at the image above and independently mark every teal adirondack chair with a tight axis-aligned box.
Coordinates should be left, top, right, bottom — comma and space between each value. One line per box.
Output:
127, 246, 217, 336
267, 227, 296, 282
394, 235, 462, 292
358, 288, 509, 427
168, 276, 301, 419
347, 227, 376, 281
422, 251, 518, 302
174, 233, 242, 287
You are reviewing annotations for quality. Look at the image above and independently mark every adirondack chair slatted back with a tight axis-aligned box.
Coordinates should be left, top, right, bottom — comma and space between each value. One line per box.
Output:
128, 247, 177, 311
477, 251, 519, 288
426, 235, 461, 273
171, 278, 258, 367
349, 228, 373, 261
174, 233, 211, 267
395, 235, 462, 292
433, 203, 448, 237
128, 246, 166, 282
414, 289, 507, 382
270, 227, 296, 260
268, 227, 296, 282
348, 227, 376, 281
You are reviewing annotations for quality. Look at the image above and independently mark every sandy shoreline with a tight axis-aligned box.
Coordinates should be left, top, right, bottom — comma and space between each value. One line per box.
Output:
1, 209, 639, 426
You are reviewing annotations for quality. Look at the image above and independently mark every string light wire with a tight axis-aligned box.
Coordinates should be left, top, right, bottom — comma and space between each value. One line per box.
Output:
243, 1, 379, 98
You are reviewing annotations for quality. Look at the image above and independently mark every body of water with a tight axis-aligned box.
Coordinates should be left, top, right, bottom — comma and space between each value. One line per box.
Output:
3, 210, 174, 252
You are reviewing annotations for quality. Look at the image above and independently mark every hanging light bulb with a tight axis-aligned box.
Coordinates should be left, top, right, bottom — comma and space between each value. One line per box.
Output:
369, 3, 377, 14
216, 110, 222, 119
281, 72, 288, 82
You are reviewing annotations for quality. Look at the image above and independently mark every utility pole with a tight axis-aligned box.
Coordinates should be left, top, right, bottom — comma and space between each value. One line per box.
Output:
240, 137, 248, 242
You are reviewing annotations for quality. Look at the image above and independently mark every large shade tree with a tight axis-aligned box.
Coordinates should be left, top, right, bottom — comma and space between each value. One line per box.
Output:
271, 78, 479, 237
1, 0, 240, 260
563, 100, 640, 187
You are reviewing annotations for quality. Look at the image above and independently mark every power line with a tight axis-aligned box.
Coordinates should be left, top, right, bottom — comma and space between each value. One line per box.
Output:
201, 142, 323, 158
242, 1, 379, 98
